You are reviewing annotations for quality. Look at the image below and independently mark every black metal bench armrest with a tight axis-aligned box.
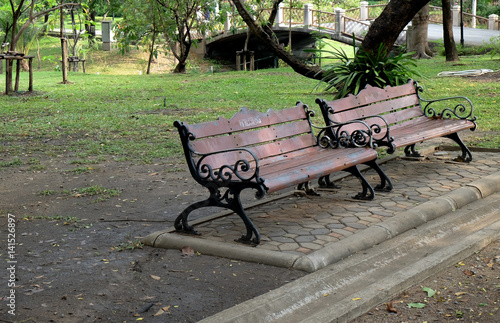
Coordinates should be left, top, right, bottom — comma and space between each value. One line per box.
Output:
415, 81, 477, 128
316, 98, 396, 152
312, 121, 374, 149
174, 120, 264, 190
193, 147, 262, 185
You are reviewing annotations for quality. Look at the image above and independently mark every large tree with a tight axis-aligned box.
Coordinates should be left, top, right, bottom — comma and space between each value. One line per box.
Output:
231, 0, 432, 80
154, 0, 219, 73
442, 0, 459, 61
409, 4, 433, 58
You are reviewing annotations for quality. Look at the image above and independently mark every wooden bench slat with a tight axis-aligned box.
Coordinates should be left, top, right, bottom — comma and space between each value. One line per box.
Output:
191, 119, 312, 154
328, 82, 417, 114
188, 106, 307, 139
263, 148, 377, 193
193, 133, 316, 170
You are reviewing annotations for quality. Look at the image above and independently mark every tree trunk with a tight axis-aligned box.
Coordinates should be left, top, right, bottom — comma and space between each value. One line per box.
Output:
173, 40, 190, 74
231, 0, 323, 80
410, 4, 432, 58
147, 30, 156, 75
442, 0, 459, 61
362, 0, 431, 55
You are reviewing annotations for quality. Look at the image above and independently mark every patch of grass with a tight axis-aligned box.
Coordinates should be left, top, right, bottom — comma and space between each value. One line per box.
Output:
69, 159, 100, 165
0, 158, 23, 168
116, 238, 144, 252
65, 166, 97, 174
73, 185, 122, 201
2, 37, 499, 164
38, 185, 121, 202
39, 190, 58, 196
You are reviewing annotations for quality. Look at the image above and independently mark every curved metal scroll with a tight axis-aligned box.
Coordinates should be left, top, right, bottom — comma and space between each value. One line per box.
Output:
414, 81, 477, 130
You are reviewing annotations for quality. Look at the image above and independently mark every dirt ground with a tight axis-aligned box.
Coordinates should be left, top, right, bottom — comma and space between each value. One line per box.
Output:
0, 146, 499, 323
0, 155, 306, 322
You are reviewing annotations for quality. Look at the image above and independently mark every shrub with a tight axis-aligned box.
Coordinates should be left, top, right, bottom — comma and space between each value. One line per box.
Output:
318, 41, 422, 99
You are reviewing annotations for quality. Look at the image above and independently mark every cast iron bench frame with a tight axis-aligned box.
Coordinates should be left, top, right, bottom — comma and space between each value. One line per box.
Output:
317, 80, 477, 163
174, 103, 390, 245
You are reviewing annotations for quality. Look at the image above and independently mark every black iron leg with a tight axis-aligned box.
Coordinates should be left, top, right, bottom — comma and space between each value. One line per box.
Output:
344, 165, 375, 200
297, 181, 321, 195
173, 185, 261, 245
404, 144, 422, 157
174, 199, 211, 235
318, 175, 341, 189
231, 189, 261, 245
444, 132, 473, 163
363, 159, 393, 192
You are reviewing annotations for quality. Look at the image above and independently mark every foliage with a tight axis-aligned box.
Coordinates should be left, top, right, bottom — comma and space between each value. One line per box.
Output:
117, 0, 222, 73
317, 39, 422, 99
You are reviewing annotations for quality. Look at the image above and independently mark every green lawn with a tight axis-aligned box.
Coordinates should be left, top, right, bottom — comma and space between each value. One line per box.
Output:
1, 40, 499, 165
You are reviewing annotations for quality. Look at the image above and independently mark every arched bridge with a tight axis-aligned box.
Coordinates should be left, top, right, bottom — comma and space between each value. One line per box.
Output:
193, 3, 500, 69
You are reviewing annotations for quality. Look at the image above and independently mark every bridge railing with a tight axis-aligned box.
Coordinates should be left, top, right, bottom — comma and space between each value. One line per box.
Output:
217, 2, 499, 42
311, 10, 336, 31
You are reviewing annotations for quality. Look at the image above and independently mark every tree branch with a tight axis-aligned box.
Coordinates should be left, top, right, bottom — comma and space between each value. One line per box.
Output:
231, 0, 323, 80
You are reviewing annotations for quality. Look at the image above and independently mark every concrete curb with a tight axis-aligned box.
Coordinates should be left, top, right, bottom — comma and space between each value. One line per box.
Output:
198, 192, 500, 323
143, 171, 500, 272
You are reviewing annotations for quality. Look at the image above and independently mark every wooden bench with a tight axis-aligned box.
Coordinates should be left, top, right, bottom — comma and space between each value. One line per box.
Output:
316, 80, 477, 163
174, 104, 390, 244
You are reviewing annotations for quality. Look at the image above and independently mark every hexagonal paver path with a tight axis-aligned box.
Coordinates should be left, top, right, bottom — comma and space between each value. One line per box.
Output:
177, 151, 500, 255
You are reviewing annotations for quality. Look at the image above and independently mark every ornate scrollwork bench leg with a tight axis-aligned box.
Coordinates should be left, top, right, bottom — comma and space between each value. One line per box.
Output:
174, 182, 261, 245
318, 161, 392, 197
363, 160, 393, 192
404, 144, 422, 158
444, 132, 473, 163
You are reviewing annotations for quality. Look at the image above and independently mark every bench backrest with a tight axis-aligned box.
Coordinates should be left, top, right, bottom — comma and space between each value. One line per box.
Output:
176, 105, 317, 171
318, 81, 422, 138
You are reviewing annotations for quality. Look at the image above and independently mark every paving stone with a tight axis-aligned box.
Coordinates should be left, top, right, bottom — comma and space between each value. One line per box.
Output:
331, 228, 354, 236
310, 228, 331, 235
340, 216, 360, 224
295, 235, 316, 243
278, 242, 300, 251
298, 242, 323, 250
349, 222, 369, 229
326, 223, 346, 229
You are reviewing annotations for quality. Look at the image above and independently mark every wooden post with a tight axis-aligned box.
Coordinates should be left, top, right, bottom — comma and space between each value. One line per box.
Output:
5, 59, 10, 95
60, 3, 68, 83
28, 57, 33, 92
82, 60, 86, 73
15, 59, 21, 92
236, 51, 241, 71
250, 51, 255, 71
61, 38, 68, 83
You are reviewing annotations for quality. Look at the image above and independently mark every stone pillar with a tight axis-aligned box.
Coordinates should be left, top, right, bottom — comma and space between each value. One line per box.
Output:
225, 12, 231, 32
360, 1, 369, 21
335, 8, 345, 35
304, 4, 313, 28
276, 3, 284, 26
101, 21, 113, 51
489, 14, 498, 30
452, 5, 461, 27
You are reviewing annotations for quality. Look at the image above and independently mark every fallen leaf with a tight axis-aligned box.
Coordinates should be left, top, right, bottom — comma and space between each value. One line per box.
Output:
150, 275, 161, 281
181, 246, 195, 257
352, 298, 361, 301
154, 309, 165, 316
423, 287, 436, 297
407, 303, 426, 308
463, 269, 475, 276
386, 302, 398, 313
455, 292, 467, 296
